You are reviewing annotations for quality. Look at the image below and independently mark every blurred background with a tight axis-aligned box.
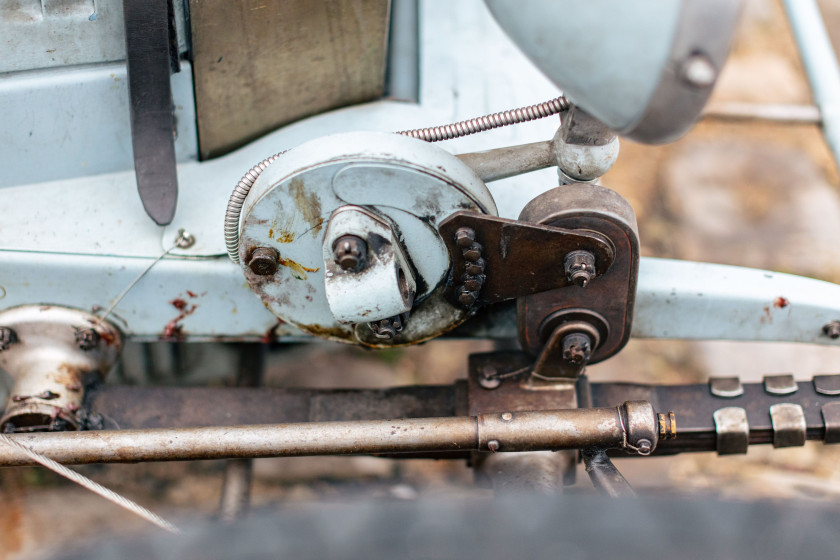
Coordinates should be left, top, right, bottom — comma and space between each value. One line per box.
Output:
4, 0, 840, 557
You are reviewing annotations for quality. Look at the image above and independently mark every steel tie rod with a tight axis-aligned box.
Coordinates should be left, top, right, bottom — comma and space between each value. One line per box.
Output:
0, 403, 663, 467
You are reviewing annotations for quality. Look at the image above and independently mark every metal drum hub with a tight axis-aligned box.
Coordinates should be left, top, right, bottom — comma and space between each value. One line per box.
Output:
236, 132, 497, 346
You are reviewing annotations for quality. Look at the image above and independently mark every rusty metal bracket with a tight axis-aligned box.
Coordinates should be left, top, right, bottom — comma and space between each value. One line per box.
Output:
517, 183, 640, 364
438, 212, 615, 306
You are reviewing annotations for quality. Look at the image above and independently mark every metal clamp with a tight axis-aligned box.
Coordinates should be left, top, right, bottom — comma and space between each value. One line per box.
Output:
822, 402, 840, 444
709, 377, 744, 398
770, 403, 807, 448
713, 407, 749, 455
813, 374, 840, 396
763, 374, 797, 395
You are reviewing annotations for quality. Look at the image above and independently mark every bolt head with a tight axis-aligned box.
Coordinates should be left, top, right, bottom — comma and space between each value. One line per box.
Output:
824, 321, 840, 340
462, 275, 484, 292
564, 250, 596, 288
458, 288, 478, 308
681, 52, 717, 88
463, 242, 483, 262
454, 227, 476, 249
501, 412, 513, 421
465, 259, 485, 276
561, 332, 592, 364
248, 247, 279, 276
333, 235, 368, 272
636, 439, 652, 455
487, 440, 500, 452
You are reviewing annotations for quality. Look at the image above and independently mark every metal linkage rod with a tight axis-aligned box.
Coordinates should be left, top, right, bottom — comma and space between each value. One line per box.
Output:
784, 0, 840, 170
0, 403, 659, 467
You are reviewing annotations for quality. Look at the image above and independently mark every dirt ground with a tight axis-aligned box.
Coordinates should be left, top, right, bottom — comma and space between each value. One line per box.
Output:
4, 0, 840, 557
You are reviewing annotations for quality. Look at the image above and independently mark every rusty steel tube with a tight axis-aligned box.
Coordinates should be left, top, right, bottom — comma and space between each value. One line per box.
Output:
0, 403, 658, 467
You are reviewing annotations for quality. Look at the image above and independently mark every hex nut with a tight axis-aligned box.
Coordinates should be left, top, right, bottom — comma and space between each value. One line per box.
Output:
333, 235, 368, 272
465, 259, 486, 276
74, 327, 100, 351
561, 332, 592, 364
454, 227, 476, 249
458, 288, 478, 308
564, 250, 596, 288
248, 247, 280, 276
463, 243, 483, 262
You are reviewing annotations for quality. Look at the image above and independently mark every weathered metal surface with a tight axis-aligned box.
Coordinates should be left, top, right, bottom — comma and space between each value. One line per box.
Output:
438, 212, 615, 305
189, 0, 390, 159
466, 352, 576, 415
632, 258, 840, 346
123, 0, 179, 225
713, 407, 749, 455
517, 183, 639, 364
238, 132, 495, 346
0, 404, 654, 466
85, 385, 458, 428
0, 306, 122, 432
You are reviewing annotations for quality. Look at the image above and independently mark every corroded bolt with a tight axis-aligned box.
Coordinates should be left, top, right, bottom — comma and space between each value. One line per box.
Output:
501, 412, 513, 422
75, 327, 100, 351
458, 288, 478, 308
636, 439, 652, 455
561, 332, 592, 365
564, 250, 596, 288
463, 242, 483, 262
333, 235, 368, 272
0, 327, 17, 351
823, 321, 840, 340
248, 247, 280, 276
454, 227, 476, 249
369, 314, 408, 340
462, 275, 483, 292
487, 440, 500, 452
465, 258, 486, 276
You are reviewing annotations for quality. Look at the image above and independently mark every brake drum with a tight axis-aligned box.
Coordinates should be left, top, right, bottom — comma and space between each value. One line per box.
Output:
237, 132, 497, 346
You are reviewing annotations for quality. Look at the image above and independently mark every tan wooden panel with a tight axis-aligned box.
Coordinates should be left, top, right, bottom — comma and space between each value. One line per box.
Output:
190, 0, 391, 159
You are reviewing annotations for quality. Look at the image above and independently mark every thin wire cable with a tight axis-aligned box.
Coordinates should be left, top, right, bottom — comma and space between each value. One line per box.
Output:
0, 433, 180, 534
224, 95, 570, 263
99, 232, 188, 322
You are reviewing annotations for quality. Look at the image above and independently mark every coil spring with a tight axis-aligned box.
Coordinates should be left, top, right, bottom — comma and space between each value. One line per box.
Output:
397, 96, 569, 142
224, 152, 286, 263
225, 96, 569, 263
